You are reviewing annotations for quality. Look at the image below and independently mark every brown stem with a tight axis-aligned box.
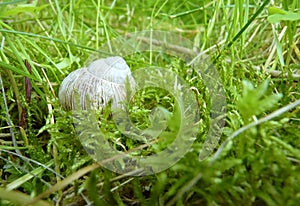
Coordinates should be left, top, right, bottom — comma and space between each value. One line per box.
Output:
20, 60, 32, 129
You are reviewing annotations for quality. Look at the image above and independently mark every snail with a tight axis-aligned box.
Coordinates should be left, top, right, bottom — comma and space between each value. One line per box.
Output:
58, 56, 135, 110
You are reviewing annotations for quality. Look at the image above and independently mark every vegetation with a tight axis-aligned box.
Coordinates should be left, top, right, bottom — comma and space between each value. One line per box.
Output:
0, 0, 300, 205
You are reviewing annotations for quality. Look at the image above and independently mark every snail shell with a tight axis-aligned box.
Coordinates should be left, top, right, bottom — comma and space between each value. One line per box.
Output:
58, 56, 135, 110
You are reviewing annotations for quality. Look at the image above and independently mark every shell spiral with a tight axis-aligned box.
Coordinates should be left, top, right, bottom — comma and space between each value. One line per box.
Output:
58, 56, 135, 110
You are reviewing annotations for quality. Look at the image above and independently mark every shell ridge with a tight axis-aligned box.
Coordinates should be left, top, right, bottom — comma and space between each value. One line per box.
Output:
59, 56, 135, 110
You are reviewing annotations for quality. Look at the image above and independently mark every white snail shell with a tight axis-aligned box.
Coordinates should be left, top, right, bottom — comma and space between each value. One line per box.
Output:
58, 56, 135, 110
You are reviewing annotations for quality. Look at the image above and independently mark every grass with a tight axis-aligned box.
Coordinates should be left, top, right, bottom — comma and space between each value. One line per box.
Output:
0, 0, 300, 205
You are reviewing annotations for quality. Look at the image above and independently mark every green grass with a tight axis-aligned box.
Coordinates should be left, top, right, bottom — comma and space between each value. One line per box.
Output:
1, 0, 300, 205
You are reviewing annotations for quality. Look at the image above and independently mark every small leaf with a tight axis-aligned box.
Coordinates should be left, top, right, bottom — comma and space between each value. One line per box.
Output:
0, 3, 48, 18
86, 170, 106, 205
268, 7, 287, 15
236, 80, 282, 122
55, 58, 71, 70
268, 9, 300, 23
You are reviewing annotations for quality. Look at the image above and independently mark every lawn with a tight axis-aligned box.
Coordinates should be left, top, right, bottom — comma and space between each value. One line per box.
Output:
0, 0, 300, 205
